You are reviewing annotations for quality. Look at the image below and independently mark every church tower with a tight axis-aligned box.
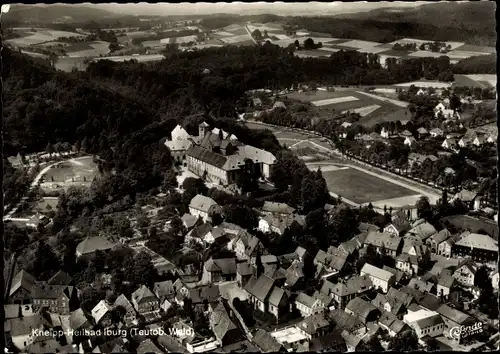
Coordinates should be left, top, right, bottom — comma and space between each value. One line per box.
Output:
199, 121, 209, 139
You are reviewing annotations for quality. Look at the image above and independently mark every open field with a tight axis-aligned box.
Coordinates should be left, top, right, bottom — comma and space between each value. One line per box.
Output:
393, 81, 453, 89
322, 167, 417, 204
160, 35, 198, 44
295, 50, 331, 58
454, 44, 496, 54
463, 74, 496, 88
220, 34, 252, 44
284, 89, 407, 125
408, 50, 444, 58
453, 74, 494, 88
66, 41, 110, 57
312, 96, 360, 107
93, 54, 164, 63
6, 30, 85, 46
339, 39, 383, 49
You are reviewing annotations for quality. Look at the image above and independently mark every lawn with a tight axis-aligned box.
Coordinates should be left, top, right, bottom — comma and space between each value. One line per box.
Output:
322, 167, 416, 204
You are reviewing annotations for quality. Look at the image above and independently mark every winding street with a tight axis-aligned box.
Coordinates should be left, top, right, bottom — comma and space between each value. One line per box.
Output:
3, 155, 92, 220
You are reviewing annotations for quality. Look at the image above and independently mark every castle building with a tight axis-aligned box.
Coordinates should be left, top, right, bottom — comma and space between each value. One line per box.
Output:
185, 122, 276, 185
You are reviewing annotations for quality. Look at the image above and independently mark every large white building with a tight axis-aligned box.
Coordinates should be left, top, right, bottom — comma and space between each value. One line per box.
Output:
186, 122, 276, 185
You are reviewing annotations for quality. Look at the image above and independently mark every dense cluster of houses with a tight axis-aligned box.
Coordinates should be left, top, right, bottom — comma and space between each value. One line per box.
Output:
5, 195, 498, 353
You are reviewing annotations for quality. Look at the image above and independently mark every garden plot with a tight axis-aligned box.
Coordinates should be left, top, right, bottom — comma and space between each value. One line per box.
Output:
342, 104, 381, 117
312, 96, 360, 107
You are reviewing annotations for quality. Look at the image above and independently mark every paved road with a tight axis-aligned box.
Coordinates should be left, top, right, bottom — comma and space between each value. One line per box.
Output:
244, 25, 259, 46
3, 155, 92, 220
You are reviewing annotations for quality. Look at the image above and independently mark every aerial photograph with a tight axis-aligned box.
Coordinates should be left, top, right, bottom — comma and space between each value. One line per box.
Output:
0, 1, 498, 353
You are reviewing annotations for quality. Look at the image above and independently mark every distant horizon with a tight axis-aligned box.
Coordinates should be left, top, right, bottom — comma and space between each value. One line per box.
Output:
14, 2, 428, 16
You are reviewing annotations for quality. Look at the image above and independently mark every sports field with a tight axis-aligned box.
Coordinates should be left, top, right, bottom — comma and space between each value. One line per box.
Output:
322, 167, 417, 204
42, 157, 98, 184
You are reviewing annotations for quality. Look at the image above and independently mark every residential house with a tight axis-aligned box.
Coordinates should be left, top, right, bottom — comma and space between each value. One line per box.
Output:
491, 270, 499, 291
185, 222, 213, 244
417, 127, 428, 138
403, 308, 444, 339
203, 226, 227, 244
452, 260, 477, 287
400, 130, 413, 138
236, 263, 253, 287
295, 292, 326, 318
258, 213, 305, 235
261, 201, 295, 216
364, 231, 402, 257
404, 136, 417, 147
452, 233, 498, 262
244, 274, 288, 320
153, 280, 175, 303
328, 309, 366, 337
360, 263, 395, 293
184, 285, 220, 311
345, 297, 381, 324
131, 285, 159, 313
202, 257, 237, 283
31, 283, 78, 315
188, 194, 221, 222
451, 190, 480, 211
9, 270, 36, 305
313, 247, 349, 274
372, 287, 415, 318
252, 329, 285, 352
285, 260, 305, 289
309, 331, 347, 353
113, 294, 137, 326
75, 236, 115, 258
430, 128, 444, 137
136, 339, 163, 354
250, 255, 279, 274
436, 274, 455, 300
5, 314, 55, 351
297, 313, 332, 340
210, 302, 243, 346
47, 271, 73, 286
320, 275, 373, 310
91, 300, 114, 328
378, 311, 410, 337
396, 254, 420, 275
404, 222, 437, 244
294, 246, 307, 263
380, 127, 390, 139
436, 304, 476, 344
441, 137, 458, 151
4, 304, 34, 320
227, 230, 261, 261
181, 213, 198, 230
69, 308, 92, 336
426, 229, 451, 253
384, 210, 411, 237
437, 233, 462, 258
